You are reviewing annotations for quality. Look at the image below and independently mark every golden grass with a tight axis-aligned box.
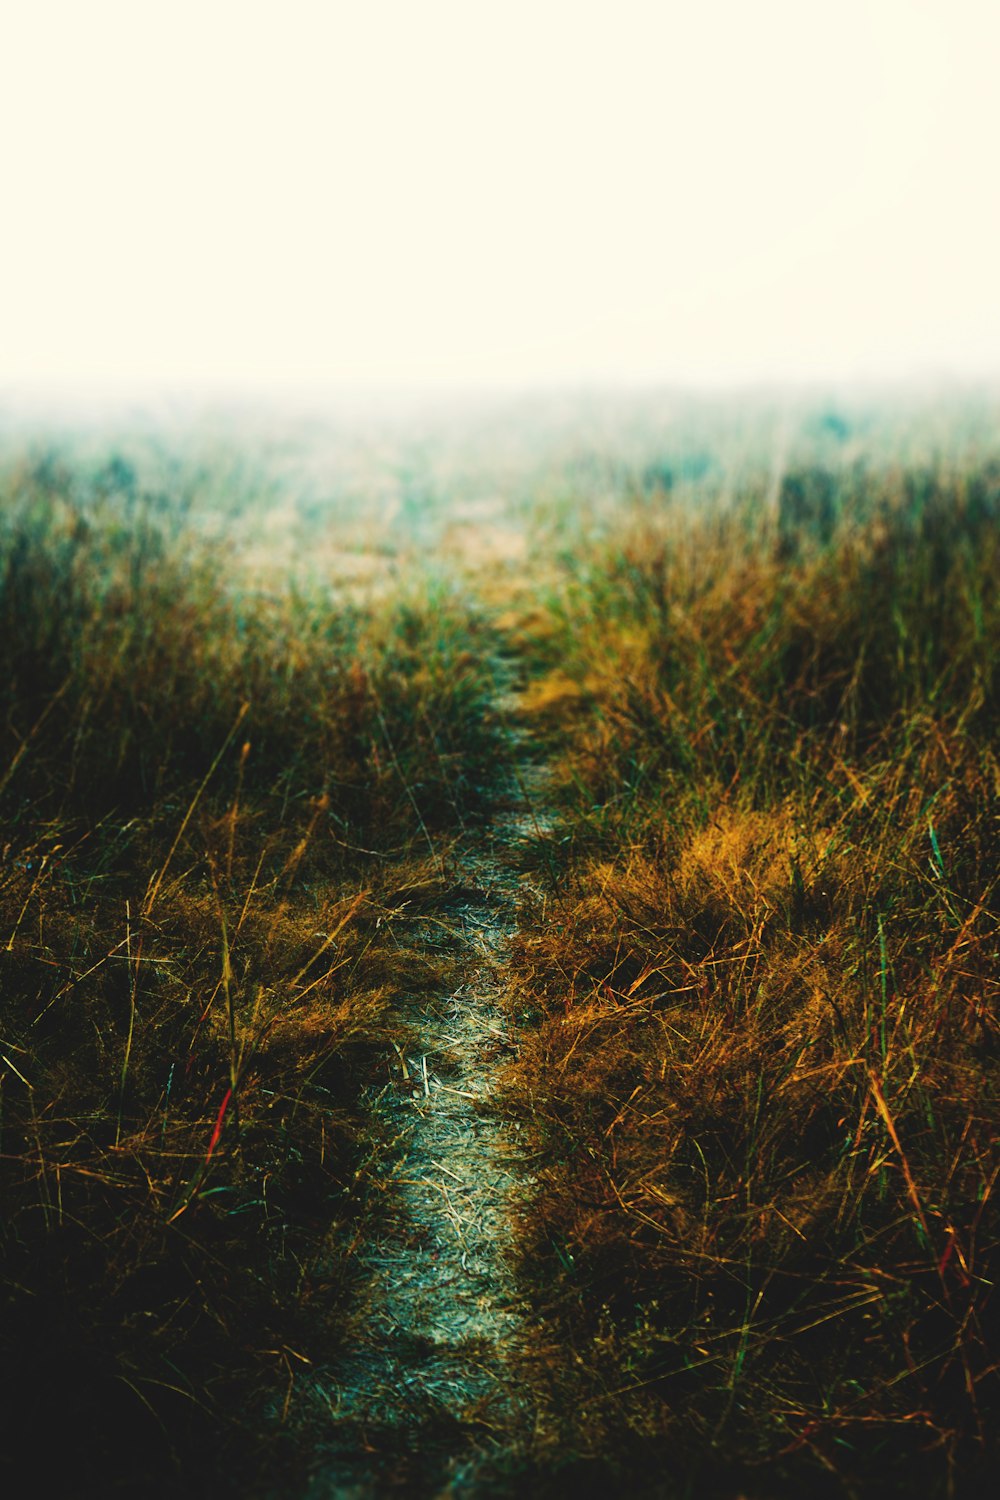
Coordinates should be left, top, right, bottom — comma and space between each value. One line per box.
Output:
3, 411, 999, 1495
502, 456, 1000, 1495
0, 463, 506, 1494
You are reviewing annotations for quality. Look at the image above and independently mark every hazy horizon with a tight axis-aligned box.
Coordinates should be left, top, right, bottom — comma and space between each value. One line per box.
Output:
2, 1, 998, 399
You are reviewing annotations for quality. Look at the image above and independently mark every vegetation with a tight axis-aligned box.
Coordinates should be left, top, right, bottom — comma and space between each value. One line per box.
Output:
1, 397, 998, 1496
0, 444, 504, 1495
504, 437, 1000, 1495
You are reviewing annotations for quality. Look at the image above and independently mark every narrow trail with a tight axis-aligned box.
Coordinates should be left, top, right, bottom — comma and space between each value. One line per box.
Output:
308, 631, 554, 1498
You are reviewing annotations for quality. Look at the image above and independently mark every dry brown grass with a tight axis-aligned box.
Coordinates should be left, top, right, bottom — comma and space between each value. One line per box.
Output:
502, 456, 1000, 1495
4, 410, 1000, 1496
0, 461, 505, 1495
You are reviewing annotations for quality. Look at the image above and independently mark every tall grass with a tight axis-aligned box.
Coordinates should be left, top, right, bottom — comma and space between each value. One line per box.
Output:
505, 452, 1000, 1494
0, 453, 504, 1495
4, 403, 999, 1496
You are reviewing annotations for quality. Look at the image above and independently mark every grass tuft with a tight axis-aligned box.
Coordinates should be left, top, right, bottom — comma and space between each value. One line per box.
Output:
0, 453, 504, 1494
503, 447, 1000, 1495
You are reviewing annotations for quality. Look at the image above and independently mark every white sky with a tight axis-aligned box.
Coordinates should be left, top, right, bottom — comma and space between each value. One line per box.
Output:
1, 0, 997, 393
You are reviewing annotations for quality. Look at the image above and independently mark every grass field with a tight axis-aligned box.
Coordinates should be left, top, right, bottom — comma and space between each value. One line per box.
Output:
0, 426, 508, 1494
1, 392, 997, 1497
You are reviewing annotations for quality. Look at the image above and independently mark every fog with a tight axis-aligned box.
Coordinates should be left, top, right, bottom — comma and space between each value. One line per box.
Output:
2, 0, 998, 399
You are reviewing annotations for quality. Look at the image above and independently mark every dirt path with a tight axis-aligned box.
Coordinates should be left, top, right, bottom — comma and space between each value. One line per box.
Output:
307, 639, 553, 1498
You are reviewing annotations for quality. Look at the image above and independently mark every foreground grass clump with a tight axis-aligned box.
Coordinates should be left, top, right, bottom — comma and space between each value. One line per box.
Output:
0, 461, 502, 1495
506, 458, 1000, 1494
